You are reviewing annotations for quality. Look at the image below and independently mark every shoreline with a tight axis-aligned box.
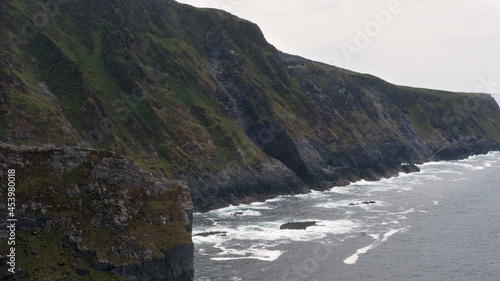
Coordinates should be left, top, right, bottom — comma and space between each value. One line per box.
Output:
193, 148, 500, 213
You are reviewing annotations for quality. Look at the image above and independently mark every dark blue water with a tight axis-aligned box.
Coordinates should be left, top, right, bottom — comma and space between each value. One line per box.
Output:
193, 152, 500, 281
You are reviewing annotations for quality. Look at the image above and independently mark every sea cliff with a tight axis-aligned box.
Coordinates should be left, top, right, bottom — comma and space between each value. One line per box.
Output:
1, 0, 500, 279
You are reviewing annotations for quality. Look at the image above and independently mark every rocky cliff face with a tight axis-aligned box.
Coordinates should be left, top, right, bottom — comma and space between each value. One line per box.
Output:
1, 0, 500, 210
273, 53, 500, 186
0, 144, 194, 280
1, 0, 500, 278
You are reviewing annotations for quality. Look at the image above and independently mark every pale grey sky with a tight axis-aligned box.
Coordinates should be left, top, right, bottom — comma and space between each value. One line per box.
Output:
176, 0, 500, 94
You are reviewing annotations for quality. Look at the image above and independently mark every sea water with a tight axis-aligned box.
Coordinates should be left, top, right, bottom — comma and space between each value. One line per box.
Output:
193, 152, 500, 281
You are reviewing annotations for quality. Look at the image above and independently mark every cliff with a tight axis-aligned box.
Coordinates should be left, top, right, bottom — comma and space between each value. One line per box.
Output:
1, 0, 500, 278
0, 144, 194, 280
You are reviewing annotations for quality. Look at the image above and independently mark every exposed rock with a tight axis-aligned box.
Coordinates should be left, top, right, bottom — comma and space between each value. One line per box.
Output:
280, 221, 317, 230
78, 246, 97, 259
349, 201, 377, 206
0, 144, 194, 280
48, 147, 87, 174
402, 164, 420, 174
187, 158, 310, 212
194, 231, 227, 237
76, 268, 90, 276
432, 140, 500, 161
110, 244, 194, 281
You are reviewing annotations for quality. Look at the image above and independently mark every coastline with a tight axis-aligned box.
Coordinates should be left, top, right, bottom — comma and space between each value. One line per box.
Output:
192, 150, 500, 281
193, 142, 500, 213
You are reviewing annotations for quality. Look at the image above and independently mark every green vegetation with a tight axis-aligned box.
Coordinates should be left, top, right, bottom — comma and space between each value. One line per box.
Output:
1, 0, 500, 277
3, 0, 498, 181
0, 146, 192, 279
8, 229, 128, 280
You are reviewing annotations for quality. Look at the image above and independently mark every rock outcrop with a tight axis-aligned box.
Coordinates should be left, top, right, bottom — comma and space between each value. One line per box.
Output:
0, 144, 194, 280
280, 222, 318, 230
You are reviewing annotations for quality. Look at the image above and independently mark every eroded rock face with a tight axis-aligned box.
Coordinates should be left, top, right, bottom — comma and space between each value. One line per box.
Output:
2, 0, 500, 214
0, 144, 194, 280
187, 157, 310, 212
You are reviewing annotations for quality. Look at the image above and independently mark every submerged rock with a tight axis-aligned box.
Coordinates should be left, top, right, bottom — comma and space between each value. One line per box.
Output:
349, 201, 377, 206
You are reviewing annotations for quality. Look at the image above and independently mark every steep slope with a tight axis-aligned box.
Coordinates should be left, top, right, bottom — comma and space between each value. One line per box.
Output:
1, 0, 500, 279
1, 0, 500, 209
277, 53, 500, 186
0, 144, 194, 280
0, 0, 311, 213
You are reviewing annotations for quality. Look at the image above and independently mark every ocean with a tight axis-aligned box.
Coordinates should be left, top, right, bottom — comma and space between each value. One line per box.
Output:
193, 151, 500, 281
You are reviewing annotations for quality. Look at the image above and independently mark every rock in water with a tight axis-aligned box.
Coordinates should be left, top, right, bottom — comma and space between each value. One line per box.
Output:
280, 221, 317, 230
194, 231, 227, 237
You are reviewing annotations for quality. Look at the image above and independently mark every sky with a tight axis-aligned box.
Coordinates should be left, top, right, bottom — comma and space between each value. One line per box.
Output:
175, 0, 500, 94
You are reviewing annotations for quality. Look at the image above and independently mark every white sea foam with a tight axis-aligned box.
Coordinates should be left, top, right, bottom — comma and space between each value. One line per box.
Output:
329, 180, 414, 197
349, 179, 384, 186
343, 227, 409, 265
381, 228, 401, 242
238, 219, 360, 241
455, 163, 485, 170
295, 190, 329, 199
249, 201, 274, 209
429, 169, 463, 175
397, 208, 415, 215
211, 243, 282, 262
310, 220, 362, 234
206, 218, 219, 226
343, 244, 374, 265
192, 231, 230, 245
265, 195, 290, 203
195, 219, 362, 245
313, 200, 354, 209
198, 202, 276, 220
328, 186, 357, 195
234, 210, 263, 217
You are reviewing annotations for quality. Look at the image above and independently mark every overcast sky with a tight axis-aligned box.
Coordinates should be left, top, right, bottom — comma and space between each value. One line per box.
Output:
176, 0, 500, 94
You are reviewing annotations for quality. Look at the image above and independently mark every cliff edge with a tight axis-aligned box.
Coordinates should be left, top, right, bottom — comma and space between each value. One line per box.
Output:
0, 144, 194, 280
